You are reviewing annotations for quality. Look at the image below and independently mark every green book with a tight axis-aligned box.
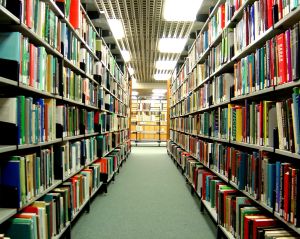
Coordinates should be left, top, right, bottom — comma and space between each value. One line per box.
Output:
6, 218, 34, 239
240, 207, 261, 239
210, 179, 221, 208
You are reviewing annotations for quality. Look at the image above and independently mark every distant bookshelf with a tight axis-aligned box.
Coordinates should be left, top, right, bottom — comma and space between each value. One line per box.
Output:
131, 98, 167, 146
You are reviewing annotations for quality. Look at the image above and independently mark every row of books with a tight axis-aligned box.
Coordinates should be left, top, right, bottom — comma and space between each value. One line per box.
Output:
168, 140, 300, 236
63, 68, 97, 107
54, 137, 97, 180
0, 97, 57, 145
96, 39, 125, 86
98, 88, 126, 115
55, 0, 97, 52
0, 138, 129, 216
234, 25, 300, 96
96, 131, 129, 157
0, 32, 103, 106
23, 0, 60, 50
1, 141, 130, 239
0, 148, 56, 208
172, 2, 300, 95
100, 74, 129, 106
3, 163, 100, 239
0, 95, 129, 146
171, 88, 300, 154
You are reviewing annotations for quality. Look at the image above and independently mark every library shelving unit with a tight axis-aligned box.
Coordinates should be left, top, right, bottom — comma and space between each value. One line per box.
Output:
131, 98, 167, 146
169, 0, 300, 238
0, 0, 131, 238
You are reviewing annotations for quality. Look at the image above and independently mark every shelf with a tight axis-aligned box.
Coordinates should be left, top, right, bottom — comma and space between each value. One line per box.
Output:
42, 0, 64, 18
71, 198, 90, 222
63, 166, 85, 181
230, 141, 274, 152
18, 139, 62, 150
0, 77, 18, 87
218, 225, 235, 239
0, 145, 17, 153
20, 180, 62, 210
0, 208, 17, 224
0, 5, 20, 24
63, 58, 85, 76
62, 135, 85, 142
17, 23, 63, 59
201, 200, 218, 223
275, 149, 300, 159
52, 221, 70, 239
90, 182, 104, 198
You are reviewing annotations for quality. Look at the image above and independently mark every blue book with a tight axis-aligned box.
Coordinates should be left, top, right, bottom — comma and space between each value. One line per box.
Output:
0, 32, 21, 62
275, 161, 281, 212
267, 163, 276, 207
1, 160, 22, 207
206, 175, 211, 201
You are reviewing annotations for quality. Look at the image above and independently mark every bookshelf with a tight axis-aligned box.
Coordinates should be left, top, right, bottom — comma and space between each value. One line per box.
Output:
0, 0, 131, 238
169, 0, 300, 238
131, 98, 167, 146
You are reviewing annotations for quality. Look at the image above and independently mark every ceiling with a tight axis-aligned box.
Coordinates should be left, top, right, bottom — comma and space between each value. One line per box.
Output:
95, 0, 216, 85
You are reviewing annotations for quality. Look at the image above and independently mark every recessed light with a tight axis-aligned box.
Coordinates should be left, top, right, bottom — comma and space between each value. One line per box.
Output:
163, 0, 203, 21
155, 60, 177, 70
107, 19, 125, 39
158, 38, 187, 53
154, 74, 170, 81
121, 50, 130, 62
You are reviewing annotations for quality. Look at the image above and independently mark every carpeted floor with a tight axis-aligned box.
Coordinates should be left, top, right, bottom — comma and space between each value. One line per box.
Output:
71, 147, 217, 239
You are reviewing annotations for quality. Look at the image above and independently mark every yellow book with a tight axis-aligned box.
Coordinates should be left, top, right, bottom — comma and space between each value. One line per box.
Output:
236, 107, 243, 142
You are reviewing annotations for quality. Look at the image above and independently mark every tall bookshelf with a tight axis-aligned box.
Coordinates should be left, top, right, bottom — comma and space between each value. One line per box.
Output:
169, 0, 300, 238
131, 98, 167, 146
0, 0, 131, 238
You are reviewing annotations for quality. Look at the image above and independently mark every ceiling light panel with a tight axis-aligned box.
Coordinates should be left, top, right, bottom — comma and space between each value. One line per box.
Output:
154, 73, 171, 81
163, 0, 204, 21
158, 38, 187, 53
155, 60, 177, 70
107, 19, 125, 39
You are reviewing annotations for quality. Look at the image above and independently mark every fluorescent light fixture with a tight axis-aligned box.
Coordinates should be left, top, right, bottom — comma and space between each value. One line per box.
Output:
121, 50, 130, 62
158, 38, 187, 53
155, 60, 177, 70
152, 89, 167, 94
163, 0, 203, 21
128, 67, 134, 75
154, 73, 170, 81
132, 91, 138, 96
107, 19, 125, 39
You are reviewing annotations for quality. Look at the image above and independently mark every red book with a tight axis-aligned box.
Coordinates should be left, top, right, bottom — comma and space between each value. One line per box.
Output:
283, 169, 290, 221
244, 215, 267, 239
22, 205, 39, 215
26, 0, 33, 28
220, 4, 225, 29
202, 171, 212, 199
277, 33, 288, 84
285, 29, 292, 82
29, 44, 35, 87
69, 0, 80, 29
44, 103, 48, 141
267, 0, 273, 29
252, 218, 277, 239
278, 0, 283, 20
70, 177, 78, 210
259, 101, 263, 145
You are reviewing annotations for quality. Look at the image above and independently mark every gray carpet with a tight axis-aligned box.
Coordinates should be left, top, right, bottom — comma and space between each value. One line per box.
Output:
71, 147, 217, 239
